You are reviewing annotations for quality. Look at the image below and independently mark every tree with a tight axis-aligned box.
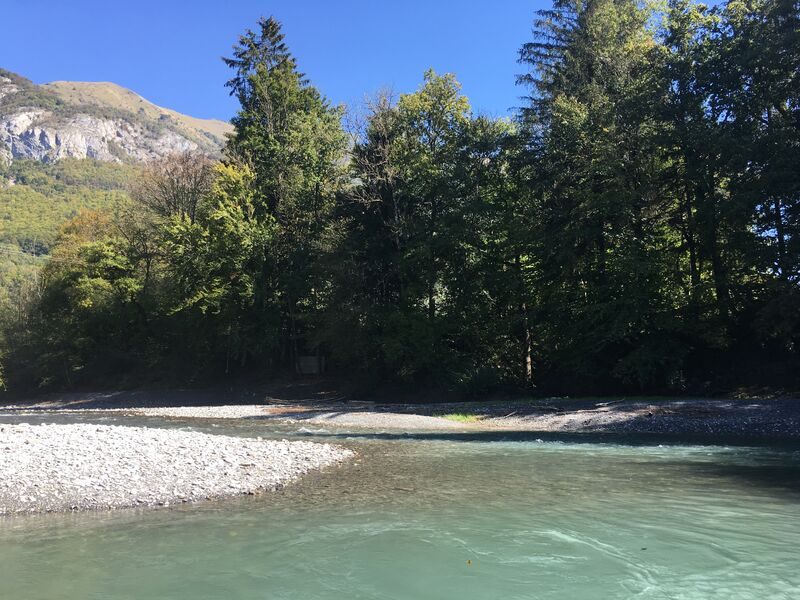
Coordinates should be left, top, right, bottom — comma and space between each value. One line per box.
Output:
2, 2, 797, 395
224, 16, 348, 368
131, 151, 215, 223
324, 72, 525, 388
27, 210, 151, 386
163, 163, 276, 373
519, 0, 684, 390
713, 0, 800, 367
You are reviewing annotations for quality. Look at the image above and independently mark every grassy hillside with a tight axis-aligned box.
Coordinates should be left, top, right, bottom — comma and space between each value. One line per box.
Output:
44, 80, 231, 148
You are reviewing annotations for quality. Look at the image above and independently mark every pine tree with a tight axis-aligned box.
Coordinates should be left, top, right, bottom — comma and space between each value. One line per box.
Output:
519, 0, 682, 389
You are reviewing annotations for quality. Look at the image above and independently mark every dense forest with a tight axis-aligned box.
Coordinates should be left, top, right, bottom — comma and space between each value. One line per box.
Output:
1, 0, 797, 395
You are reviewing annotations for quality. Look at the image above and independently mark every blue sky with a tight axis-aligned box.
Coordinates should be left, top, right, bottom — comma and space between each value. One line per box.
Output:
2, 0, 547, 121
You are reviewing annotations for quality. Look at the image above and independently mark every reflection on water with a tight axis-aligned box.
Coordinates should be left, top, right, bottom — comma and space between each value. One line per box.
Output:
1, 415, 799, 599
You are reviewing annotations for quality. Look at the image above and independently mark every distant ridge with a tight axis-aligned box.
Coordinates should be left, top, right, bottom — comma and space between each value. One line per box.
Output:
0, 69, 233, 164
43, 80, 232, 143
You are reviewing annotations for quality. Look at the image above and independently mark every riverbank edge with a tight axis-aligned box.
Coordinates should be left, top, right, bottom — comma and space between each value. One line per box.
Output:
2, 393, 798, 441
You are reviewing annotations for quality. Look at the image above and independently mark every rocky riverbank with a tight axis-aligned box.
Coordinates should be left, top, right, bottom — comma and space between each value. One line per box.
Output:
2, 391, 798, 439
50, 396, 797, 440
0, 423, 353, 515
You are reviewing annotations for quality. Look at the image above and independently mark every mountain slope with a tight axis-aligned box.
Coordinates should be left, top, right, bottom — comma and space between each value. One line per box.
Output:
44, 80, 232, 144
0, 69, 232, 164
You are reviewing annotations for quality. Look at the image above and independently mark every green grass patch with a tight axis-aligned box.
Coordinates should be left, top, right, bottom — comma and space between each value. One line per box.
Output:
438, 413, 483, 423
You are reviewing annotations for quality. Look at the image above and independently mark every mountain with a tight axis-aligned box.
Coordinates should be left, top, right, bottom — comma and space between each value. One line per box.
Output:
0, 69, 232, 164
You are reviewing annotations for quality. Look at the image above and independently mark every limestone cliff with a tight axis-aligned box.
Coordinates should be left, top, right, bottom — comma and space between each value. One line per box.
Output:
0, 69, 232, 165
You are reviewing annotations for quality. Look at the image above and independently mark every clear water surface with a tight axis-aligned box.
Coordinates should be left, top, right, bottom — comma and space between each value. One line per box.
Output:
1, 414, 798, 599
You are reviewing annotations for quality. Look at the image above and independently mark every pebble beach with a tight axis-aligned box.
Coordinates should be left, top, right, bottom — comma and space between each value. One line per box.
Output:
0, 423, 353, 515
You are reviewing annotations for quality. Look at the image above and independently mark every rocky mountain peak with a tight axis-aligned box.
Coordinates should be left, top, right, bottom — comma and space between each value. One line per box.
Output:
0, 69, 232, 165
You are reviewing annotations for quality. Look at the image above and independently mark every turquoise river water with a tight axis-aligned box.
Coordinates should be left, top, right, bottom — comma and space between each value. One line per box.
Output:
1, 415, 799, 599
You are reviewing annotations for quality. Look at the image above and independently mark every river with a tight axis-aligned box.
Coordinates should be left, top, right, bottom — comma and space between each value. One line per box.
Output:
1, 414, 798, 599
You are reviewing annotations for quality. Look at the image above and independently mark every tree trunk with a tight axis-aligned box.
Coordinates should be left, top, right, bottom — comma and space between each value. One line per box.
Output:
288, 298, 299, 372
775, 196, 787, 278
428, 195, 437, 320
683, 186, 701, 319
698, 186, 730, 323
515, 255, 532, 385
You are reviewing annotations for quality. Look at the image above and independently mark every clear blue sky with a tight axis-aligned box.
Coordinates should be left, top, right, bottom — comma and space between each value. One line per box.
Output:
2, 0, 548, 121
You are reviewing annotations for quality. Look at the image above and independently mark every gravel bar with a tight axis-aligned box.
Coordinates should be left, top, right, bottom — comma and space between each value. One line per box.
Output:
129, 405, 469, 429
0, 423, 354, 515
120, 400, 800, 438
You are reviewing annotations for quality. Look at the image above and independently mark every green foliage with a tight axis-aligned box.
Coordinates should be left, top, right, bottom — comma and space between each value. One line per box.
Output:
317, 72, 531, 390
164, 163, 277, 369
438, 413, 483, 423
0, 159, 135, 254
518, 0, 683, 390
0, 69, 66, 114
224, 16, 349, 366
514, 0, 800, 392
0, 160, 136, 389
7, 210, 143, 387
2, 4, 798, 394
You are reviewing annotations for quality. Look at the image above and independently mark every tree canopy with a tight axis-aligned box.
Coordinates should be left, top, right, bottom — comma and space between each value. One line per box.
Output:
2, 3, 798, 395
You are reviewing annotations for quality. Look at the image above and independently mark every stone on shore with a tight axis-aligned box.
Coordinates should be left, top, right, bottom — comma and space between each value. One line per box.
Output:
0, 423, 353, 515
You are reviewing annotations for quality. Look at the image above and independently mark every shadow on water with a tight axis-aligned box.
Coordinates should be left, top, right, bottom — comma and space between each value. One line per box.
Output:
289, 428, 800, 500
691, 464, 800, 500
658, 460, 800, 499
287, 427, 800, 450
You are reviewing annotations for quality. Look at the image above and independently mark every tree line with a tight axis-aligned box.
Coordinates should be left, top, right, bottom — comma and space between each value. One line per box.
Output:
1, 0, 798, 395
